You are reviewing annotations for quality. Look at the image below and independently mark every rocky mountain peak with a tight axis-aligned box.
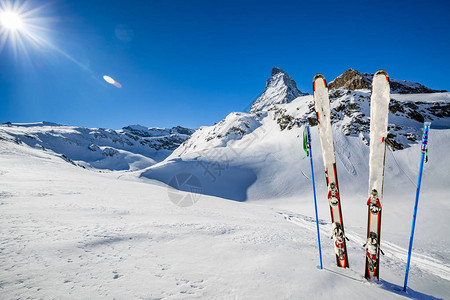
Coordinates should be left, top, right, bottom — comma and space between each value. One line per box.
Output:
329, 68, 446, 94
249, 67, 307, 113
271, 66, 286, 76
328, 69, 371, 91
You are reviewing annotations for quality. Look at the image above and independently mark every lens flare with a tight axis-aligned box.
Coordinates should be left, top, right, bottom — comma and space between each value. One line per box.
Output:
103, 75, 122, 88
103, 75, 114, 84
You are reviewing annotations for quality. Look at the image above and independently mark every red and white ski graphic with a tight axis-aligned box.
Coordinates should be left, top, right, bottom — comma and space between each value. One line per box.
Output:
313, 74, 349, 268
365, 70, 390, 280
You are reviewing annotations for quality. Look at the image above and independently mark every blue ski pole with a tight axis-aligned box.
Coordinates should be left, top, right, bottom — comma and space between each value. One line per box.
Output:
403, 122, 430, 292
304, 125, 323, 269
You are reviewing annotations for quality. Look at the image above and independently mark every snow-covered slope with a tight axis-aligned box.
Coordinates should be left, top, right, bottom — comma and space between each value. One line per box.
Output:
249, 67, 307, 113
143, 88, 450, 201
1, 131, 448, 299
0, 122, 194, 171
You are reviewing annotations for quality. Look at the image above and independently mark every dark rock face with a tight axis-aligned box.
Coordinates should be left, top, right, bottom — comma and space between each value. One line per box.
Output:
389, 81, 446, 94
171, 126, 195, 135
271, 66, 285, 76
121, 125, 194, 139
328, 69, 371, 90
329, 68, 447, 94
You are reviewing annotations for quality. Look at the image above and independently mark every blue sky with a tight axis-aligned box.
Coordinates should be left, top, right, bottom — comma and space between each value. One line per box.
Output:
1, 0, 449, 129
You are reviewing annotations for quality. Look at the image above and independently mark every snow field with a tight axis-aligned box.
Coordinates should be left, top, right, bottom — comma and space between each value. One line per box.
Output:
1, 137, 449, 299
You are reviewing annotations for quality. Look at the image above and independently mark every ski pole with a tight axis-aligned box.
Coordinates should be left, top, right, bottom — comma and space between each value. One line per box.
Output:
403, 122, 430, 292
304, 125, 323, 269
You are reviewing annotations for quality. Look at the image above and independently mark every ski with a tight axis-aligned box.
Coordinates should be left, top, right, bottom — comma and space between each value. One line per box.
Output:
313, 74, 349, 268
364, 70, 390, 280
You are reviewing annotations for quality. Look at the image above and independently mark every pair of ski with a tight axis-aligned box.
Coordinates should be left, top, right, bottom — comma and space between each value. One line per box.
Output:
313, 70, 390, 280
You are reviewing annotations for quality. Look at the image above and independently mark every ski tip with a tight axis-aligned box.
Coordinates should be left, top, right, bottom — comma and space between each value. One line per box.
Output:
313, 73, 325, 81
313, 74, 327, 91
375, 70, 389, 77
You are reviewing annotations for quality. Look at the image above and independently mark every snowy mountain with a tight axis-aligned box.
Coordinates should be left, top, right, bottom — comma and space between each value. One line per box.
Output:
1, 69, 449, 298
0, 122, 194, 171
249, 67, 307, 113
267, 88, 450, 150
144, 69, 449, 202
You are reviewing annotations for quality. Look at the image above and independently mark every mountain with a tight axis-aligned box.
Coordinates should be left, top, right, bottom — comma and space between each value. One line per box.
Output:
249, 67, 307, 113
141, 69, 450, 202
328, 68, 447, 94
0, 122, 194, 171
267, 88, 450, 150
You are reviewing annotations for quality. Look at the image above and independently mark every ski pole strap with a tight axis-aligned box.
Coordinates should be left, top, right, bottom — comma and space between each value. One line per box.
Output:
424, 147, 428, 163
302, 126, 309, 159
385, 138, 395, 151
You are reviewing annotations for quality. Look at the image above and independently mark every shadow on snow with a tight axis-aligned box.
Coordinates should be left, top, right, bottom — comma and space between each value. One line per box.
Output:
140, 158, 257, 202
379, 279, 443, 300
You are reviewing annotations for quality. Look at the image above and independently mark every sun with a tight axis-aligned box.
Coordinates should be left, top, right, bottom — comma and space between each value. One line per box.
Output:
0, 0, 93, 74
0, 0, 50, 57
0, 10, 24, 31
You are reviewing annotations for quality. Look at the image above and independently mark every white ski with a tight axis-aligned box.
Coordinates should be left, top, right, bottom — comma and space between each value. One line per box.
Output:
365, 70, 390, 280
313, 74, 349, 268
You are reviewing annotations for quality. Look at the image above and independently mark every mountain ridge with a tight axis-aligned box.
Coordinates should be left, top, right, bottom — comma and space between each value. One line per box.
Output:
1, 68, 449, 196
328, 68, 447, 94
0, 122, 194, 171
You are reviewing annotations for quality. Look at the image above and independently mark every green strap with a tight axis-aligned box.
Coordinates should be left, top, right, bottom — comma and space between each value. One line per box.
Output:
302, 127, 309, 159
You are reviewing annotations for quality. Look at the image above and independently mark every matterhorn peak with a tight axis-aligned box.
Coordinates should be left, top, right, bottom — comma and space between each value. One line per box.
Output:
271, 66, 286, 76
249, 67, 306, 113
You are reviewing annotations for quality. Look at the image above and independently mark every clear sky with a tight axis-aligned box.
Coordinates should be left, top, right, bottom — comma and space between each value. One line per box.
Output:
1, 0, 449, 129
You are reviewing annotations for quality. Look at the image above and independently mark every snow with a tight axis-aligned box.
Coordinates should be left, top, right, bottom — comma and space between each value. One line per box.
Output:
392, 92, 450, 103
1, 139, 449, 299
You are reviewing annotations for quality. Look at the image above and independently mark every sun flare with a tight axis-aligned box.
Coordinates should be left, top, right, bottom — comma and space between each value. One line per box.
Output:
0, 0, 50, 57
0, 10, 24, 30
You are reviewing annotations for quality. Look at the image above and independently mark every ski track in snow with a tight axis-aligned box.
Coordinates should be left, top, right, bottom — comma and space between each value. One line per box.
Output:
279, 212, 450, 282
335, 143, 357, 176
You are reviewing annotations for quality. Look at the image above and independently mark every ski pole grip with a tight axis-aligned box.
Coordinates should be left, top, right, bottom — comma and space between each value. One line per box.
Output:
421, 122, 430, 153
